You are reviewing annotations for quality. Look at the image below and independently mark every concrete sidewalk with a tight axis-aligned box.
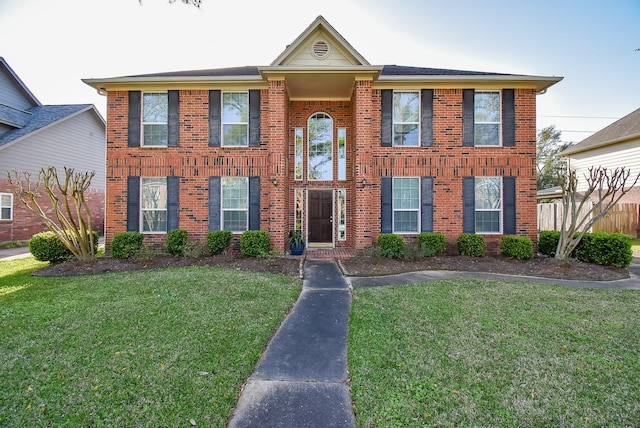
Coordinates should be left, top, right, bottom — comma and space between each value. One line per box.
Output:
227, 260, 356, 428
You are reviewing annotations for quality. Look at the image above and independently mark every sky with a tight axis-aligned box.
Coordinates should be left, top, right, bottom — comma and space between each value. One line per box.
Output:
1, 0, 639, 144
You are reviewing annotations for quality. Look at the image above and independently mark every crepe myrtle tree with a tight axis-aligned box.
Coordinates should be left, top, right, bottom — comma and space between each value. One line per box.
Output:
556, 166, 640, 260
8, 167, 97, 261
139, 0, 202, 6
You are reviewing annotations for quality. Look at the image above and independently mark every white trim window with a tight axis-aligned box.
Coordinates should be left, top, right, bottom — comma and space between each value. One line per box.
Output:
475, 176, 502, 233
337, 128, 346, 180
308, 112, 333, 180
141, 177, 167, 233
392, 177, 420, 233
474, 91, 501, 146
222, 92, 249, 147
294, 127, 304, 180
337, 189, 346, 240
142, 92, 168, 147
393, 91, 420, 147
222, 177, 249, 232
1, 193, 13, 220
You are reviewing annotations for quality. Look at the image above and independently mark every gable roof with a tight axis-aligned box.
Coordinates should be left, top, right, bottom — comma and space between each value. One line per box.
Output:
82, 16, 562, 97
0, 104, 101, 149
561, 107, 640, 156
0, 57, 41, 107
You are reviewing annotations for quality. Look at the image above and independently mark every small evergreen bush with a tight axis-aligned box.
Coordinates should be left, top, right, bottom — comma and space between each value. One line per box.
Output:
111, 232, 144, 259
166, 228, 188, 256
240, 230, 270, 257
538, 230, 561, 256
377, 233, 404, 259
500, 235, 533, 260
417, 232, 447, 256
457, 233, 486, 257
29, 231, 72, 262
207, 230, 233, 255
575, 232, 633, 268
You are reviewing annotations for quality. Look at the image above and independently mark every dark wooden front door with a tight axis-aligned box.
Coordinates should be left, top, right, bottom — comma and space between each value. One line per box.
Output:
308, 190, 333, 244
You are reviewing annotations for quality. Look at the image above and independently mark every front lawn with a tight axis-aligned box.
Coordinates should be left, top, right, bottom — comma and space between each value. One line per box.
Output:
349, 280, 640, 427
0, 257, 301, 426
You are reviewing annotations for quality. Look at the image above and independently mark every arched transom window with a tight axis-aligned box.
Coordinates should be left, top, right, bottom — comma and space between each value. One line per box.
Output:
308, 113, 333, 181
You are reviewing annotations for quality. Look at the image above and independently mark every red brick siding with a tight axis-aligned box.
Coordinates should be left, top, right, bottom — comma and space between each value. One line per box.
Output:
0, 178, 104, 243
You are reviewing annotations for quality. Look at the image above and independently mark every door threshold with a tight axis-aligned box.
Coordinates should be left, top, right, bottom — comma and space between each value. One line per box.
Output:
307, 243, 333, 249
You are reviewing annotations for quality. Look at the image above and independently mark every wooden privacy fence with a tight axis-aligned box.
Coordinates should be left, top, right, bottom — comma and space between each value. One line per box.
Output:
537, 202, 639, 237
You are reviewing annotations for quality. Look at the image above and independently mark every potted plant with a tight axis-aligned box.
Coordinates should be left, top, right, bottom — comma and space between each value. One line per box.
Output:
289, 230, 305, 256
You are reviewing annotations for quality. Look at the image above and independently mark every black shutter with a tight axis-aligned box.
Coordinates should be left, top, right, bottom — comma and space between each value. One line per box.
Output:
463, 176, 475, 233
208, 176, 221, 231
381, 176, 392, 233
421, 89, 434, 147
249, 90, 260, 147
128, 91, 141, 147
248, 176, 260, 230
503, 176, 516, 234
168, 90, 179, 147
381, 89, 392, 147
167, 176, 179, 230
208, 90, 221, 147
502, 89, 515, 147
462, 89, 474, 147
126, 176, 140, 232
421, 176, 434, 232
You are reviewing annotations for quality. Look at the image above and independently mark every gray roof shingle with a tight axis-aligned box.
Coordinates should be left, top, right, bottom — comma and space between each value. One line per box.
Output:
0, 104, 91, 148
562, 107, 640, 155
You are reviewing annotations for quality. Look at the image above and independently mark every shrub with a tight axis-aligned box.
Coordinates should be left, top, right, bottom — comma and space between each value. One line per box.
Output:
538, 230, 561, 256
166, 228, 188, 256
500, 235, 533, 260
377, 233, 404, 259
29, 231, 72, 262
240, 230, 270, 257
111, 232, 144, 259
457, 233, 485, 257
575, 232, 633, 268
207, 230, 233, 255
418, 232, 447, 256
183, 241, 207, 258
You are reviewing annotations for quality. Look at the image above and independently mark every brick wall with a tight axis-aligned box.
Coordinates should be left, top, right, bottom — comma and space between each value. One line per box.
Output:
0, 178, 104, 243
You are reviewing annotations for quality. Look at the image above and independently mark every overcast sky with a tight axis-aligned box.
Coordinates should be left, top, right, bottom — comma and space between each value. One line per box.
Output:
1, 0, 638, 143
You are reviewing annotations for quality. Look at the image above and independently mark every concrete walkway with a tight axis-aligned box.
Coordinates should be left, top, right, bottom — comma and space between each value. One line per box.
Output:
227, 260, 356, 428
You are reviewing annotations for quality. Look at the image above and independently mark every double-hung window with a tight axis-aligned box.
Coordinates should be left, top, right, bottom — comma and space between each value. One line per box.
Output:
222, 177, 248, 232
222, 92, 249, 147
1, 193, 13, 220
141, 177, 167, 232
142, 92, 168, 147
393, 91, 420, 147
475, 177, 502, 233
393, 177, 420, 233
474, 91, 501, 146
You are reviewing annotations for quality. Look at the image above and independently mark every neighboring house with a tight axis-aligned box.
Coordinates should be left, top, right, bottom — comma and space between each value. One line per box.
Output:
83, 16, 561, 254
0, 57, 105, 243
560, 107, 640, 203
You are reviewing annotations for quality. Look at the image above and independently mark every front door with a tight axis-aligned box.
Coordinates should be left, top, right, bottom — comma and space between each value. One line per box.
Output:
308, 190, 333, 245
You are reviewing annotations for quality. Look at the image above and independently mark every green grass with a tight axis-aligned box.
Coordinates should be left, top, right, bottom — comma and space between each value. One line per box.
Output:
349, 280, 640, 427
0, 257, 301, 426
631, 238, 640, 252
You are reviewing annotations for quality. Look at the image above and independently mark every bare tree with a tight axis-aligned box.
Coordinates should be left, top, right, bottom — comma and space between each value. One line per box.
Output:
139, 0, 202, 7
556, 166, 639, 259
7, 167, 97, 261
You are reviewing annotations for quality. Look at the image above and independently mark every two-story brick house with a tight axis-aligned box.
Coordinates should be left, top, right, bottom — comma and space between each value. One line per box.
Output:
83, 16, 561, 254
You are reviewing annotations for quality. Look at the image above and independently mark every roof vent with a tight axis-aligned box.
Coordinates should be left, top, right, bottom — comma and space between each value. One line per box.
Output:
312, 40, 329, 59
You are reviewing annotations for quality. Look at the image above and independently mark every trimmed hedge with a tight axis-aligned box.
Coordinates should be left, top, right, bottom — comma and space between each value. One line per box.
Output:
417, 232, 447, 256
500, 235, 533, 260
29, 231, 72, 262
111, 232, 144, 259
166, 229, 188, 256
575, 232, 633, 268
457, 233, 485, 257
538, 230, 561, 256
377, 233, 404, 259
207, 230, 233, 255
240, 230, 270, 257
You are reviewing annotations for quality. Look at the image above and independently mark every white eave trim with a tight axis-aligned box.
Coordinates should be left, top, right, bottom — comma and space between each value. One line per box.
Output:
375, 74, 563, 92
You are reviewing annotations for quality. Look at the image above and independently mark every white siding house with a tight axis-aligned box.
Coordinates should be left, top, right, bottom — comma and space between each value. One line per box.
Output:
560, 107, 640, 201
